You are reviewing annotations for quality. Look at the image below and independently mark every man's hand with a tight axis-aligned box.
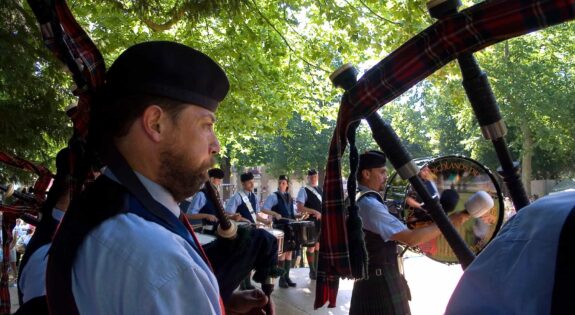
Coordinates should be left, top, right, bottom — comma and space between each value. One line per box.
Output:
311, 210, 322, 220
204, 214, 218, 222
226, 289, 269, 315
228, 213, 242, 221
273, 212, 282, 220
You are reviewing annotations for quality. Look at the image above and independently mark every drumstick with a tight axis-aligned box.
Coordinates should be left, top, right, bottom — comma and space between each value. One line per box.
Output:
203, 180, 237, 239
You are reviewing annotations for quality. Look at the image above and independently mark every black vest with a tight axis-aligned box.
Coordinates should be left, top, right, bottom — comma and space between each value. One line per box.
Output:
236, 192, 257, 223
45, 176, 207, 315
357, 191, 398, 267
198, 187, 219, 228
304, 186, 322, 212
271, 191, 294, 220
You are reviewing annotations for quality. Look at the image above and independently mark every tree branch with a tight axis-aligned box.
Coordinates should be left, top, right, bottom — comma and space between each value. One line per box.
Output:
248, 0, 330, 74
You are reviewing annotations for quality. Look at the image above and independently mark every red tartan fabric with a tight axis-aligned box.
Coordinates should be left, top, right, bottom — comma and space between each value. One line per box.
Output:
315, 0, 575, 309
0, 213, 16, 315
53, 0, 105, 137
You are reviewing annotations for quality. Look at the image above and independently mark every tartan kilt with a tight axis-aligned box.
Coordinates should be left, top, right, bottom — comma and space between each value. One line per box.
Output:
350, 262, 411, 315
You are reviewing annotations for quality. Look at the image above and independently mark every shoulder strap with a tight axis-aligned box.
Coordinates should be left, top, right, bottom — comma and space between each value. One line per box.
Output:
238, 191, 255, 213
305, 185, 322, 202
356, 189, 383, 204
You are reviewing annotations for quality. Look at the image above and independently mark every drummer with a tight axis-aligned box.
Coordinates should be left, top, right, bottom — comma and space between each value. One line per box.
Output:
350, 150, 470, 315
261, 175, 296, 288
225, 172, 271, 226
296, 169, 322, 280
225, 171, 271, 290
186, 168, 241, 233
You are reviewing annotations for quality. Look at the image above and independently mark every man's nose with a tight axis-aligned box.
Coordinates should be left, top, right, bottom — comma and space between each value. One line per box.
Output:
211, 137, 221, 154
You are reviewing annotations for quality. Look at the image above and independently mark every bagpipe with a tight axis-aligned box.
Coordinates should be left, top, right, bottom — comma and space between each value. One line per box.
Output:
0, 151, 53, 223
315, 0, 575, 309
23, 0, 281, 312
0, 151, 53, 314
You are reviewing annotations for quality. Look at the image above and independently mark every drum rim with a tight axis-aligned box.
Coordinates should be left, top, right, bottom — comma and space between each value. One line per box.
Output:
384, 154, 505, 265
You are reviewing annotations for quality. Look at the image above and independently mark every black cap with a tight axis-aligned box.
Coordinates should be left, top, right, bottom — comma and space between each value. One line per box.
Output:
240, 172, 254, 182
279, 175, 289, 181
104, 41, 229, 112
307, 169, 318, 176
440, 189, 460, 214
358, 150, 387, 172
208, 168, 224, 179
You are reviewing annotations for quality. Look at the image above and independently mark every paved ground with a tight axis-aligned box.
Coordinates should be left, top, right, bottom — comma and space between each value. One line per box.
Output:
10, 252, 463, 314
272, 252, 463, 315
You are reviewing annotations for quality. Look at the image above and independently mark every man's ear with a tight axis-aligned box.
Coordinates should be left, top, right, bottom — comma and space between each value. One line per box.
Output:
141, 105, 165, 142
361, 169, 370, 181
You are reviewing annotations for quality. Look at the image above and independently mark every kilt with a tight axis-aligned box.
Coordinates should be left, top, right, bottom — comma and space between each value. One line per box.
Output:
350, 262, 411, 315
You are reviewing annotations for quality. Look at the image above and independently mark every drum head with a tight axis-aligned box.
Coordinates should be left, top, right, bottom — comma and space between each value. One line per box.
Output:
385, 155, 505, 264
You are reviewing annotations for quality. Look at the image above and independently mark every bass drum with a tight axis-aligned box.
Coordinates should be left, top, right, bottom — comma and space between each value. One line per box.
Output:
384, 155, 505, 264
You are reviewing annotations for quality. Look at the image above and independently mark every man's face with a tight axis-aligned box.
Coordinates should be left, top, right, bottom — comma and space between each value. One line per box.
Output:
211, 178, 222, 186
308, 174, 319, 186
364, 166, 388, 191
158, 105, 220, 202
242, 179, 255, 192
278, 180, 288, 192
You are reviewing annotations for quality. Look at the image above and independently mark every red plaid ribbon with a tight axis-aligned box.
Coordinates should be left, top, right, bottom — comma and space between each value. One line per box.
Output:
315, 0, 575, 308
36, 0, 105, 137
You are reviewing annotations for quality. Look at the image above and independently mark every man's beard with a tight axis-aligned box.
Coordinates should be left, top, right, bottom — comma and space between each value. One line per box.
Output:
158, 149, 214, 202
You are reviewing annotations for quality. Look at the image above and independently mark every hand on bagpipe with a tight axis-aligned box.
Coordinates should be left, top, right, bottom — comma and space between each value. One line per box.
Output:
0, 151, 54, 224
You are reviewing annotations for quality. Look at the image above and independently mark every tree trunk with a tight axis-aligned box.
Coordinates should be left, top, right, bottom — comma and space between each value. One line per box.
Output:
520, 124, 533, 197
221, 155, 232, 200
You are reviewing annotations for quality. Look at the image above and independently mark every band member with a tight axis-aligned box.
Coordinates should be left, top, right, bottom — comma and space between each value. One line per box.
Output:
350, 150, 469, 315
261, 175, 296, 288
405, 165, 439, 213
225, 171, 272, 290
185, 168, 224, 233
296, 169, 322, 280
46, 41, 268, 314
225, 172, 270, 226
15, 148, 71, 314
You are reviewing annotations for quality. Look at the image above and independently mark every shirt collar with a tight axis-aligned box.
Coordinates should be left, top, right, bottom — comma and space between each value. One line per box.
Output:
357, 184, 371, 192
104, 168, 181, 218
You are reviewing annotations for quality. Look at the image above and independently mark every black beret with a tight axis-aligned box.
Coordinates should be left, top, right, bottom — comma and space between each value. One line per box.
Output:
104, 41, 229, 112
358, 150, 387, 172
240, 172, 254, 182
440, 189, 460, 214
279, 175, 289, 181
307, 169, 318, 176
208, 168, 224, 179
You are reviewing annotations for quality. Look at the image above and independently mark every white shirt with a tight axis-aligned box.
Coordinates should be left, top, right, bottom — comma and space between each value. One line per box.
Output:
188, 191, 207, 214
18, 208, 66, 303
224, 190, 260, 214
446, 190, 575, 315
72, 171, 222, 315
